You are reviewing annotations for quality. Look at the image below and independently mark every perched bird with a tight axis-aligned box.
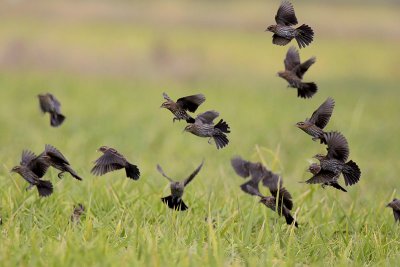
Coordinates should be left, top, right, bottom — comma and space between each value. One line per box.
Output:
246, 185, 298, 227
42, 144, 83, 181
160, 92, 206, 123
278, 46, 317, 99
306, 131, 361, 189
307, 163, 347, 192
183, 110, 230, 149
71, 203, 85, 223
230, 156, 283, 197
266, 1, 314, 48
156, 160, 204, 211
91, 146, 140, 180
11, 151, 53, 197
387, 199, 400, 223
296, 97, 335, 142
37, 93, 66, 127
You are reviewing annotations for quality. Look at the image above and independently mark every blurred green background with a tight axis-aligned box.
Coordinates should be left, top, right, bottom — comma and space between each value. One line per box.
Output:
0, 0, 399, 266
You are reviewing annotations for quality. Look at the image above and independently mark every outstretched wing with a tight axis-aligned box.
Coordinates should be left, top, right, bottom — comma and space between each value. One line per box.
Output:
48, 94, 62, 113
294, 57, 316, 79
45, 144, 69, 165
272, 35, 291, 46
195, 110, 219, 124
162, 92, 172, 101
176, 94, 206, 113
230, 156, 251, 178
21, 150, 49, 178
184, 160, 204, 186
324, 131, 349, 162
308, 97, 335, 129
156, 164, 174, 182
244, 185, 265, 198
270, 187, 293, 210
91, 150, 126, 176
262, 171, 283, 193
305, 170, 337, 184
284, 46, 301, 71
275, 1, 298, 26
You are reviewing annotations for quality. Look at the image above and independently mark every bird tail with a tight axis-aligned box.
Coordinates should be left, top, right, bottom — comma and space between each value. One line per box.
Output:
36, 180, 53, 197
283, 210, 298, 228
213, 133, 229, 149
161, 195, 188, 211
342, 160, 361, 186
65, 165, 83, 181
330, 182, 347, 192
50, 112, 65, 127
214, 119, 230, 133
295, 24, 314, 48
186, 117, 195, 123
298, 82, 318, 99
125, 163, 140, 180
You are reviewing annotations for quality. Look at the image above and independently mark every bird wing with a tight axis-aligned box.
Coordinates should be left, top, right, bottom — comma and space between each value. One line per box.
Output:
272, 35, 291, 46
21, 150, 50, 178
324, 131, 349, 162
391, 200, 400, 211
394, 210, 400, 222
284, 46, 301, 71
294, 57, 316, 79
275, 1, 298, 26
38, 96, 48, 113
270, 187, 293, 210
162, 92, 172, 101
308, 97, 335, 129
305, 170, 337, 184
91, 149, 126, 175
230, 156, 251, 178
19, 167, 40, 184
184, 160, 204, 186
45, 144, 70, 165
244, 185, 265, 198
48, 94, 62, 113
195, 110, 219, 124
262, 171, 283, 192
21, 150, 37, 166
156, 164, 174, 182
176, 94, 206, 113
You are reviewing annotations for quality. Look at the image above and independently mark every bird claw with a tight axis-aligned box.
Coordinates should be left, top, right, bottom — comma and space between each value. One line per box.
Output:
207, 138, 212, 144
58, 172, 64, 179
173, 118, 176, 123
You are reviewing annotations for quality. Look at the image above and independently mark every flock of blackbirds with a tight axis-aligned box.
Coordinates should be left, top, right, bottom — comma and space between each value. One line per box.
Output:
5, 1, 399, 226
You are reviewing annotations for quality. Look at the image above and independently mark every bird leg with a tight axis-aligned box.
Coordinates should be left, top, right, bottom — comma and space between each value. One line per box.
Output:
321, 184, 326, 189
312, 137, 319, 142
58, 171, 65, 179
26, 184, 34, 191
207, 137, 212, 144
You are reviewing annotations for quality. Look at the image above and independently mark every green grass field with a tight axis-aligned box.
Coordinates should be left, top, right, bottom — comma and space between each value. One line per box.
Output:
0, 1, 399, 266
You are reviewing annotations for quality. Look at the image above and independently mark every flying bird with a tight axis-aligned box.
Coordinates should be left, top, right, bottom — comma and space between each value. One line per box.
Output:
91, 146, 140, 180
183, 110, 230, 149
296, 97, 335, 142
37, 93, 66, 127
230, 156, 283, 197
156, 160, 204, 211
266, 1, 314, 48
42, 144, 83, 181
11, 150, 53, 197
307, 163, 346, 192
246, 185, 298, 227
278, 46, 317, 99
305, 131, 361, 189
387, 199, 400, 223
160, 92, 206, 123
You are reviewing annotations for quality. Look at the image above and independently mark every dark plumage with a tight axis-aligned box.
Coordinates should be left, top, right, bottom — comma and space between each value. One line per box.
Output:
91, 146, 140, 180
306, 131, 361, 189
278, 46, 317, 99
387, 199, 400, 223
246, 185, 298, 227
157, 160, 204, 211
296, 97, 335, 142
161, 92, 206, 123
42, 144, 83, 181
71, 203, 85, 223
183, 110, 230, 149
11, 150, 53, 197
307, 163, 347, 192
266, 1, 314, 48
37, 93, 66, 127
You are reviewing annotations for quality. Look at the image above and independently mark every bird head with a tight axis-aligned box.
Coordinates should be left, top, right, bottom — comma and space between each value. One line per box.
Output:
183, 124, 194, 133
295, 121, 306, 129
387, 199, 398, 208
10, 166, 21, 173
265, 25, 275, 32
97, 146, 110, 153
160, 101, 172, 109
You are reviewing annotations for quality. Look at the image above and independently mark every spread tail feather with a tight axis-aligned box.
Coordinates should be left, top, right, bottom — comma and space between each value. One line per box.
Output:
214, 119, 230, 133
125, 163, 140, 180
213, 133, 229, 149
50, 113, 65, 127
298, 82, 318, 99
284, 211, 298, 228
161, 195, 188, 211
343, 160, 361, 186
36, 180, 53, 197
295, 24, 314, 48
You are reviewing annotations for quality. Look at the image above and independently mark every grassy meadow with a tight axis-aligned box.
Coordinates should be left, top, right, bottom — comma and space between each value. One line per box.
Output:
0, 1, 399, 266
